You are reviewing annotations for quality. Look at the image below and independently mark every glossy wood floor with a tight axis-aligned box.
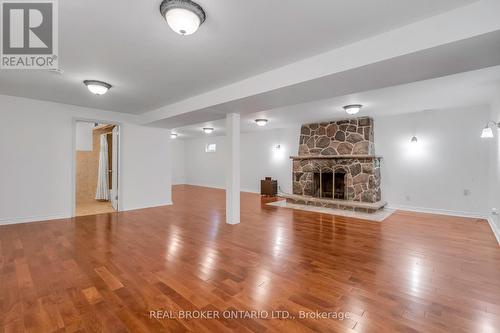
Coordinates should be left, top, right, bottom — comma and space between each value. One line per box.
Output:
1, 185, 499, 333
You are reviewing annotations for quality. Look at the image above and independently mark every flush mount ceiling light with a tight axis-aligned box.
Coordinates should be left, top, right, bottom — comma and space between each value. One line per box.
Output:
170, 133, 178, 139
160, 0, 206, 36
203, 127, 214, 134
481, 121, 500, 138
83, 80, 112, 95
343, 104, 363, 115
255, 119, 268, 127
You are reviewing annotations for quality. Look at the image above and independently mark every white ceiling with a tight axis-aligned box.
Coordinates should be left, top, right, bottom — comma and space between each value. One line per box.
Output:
173, 66, 500, 139
0, 0, 476, 114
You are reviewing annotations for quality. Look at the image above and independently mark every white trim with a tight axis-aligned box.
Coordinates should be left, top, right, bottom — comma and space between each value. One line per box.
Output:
241, 187, 260, 194
179, 183, 260, 194
183, 182, 225, 190
121, 201, 173, 212
387, 204, 488, 219
487, 216, 500, 245
0, 213, 70, 226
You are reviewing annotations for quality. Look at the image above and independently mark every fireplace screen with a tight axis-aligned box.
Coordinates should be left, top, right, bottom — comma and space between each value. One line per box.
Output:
313, 171, 346, 200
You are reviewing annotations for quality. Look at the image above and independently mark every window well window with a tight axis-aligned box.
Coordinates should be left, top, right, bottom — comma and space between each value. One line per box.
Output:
205, 143, 216, 153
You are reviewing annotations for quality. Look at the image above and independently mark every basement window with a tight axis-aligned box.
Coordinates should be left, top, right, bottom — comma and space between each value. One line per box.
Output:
205, 143, 216, 153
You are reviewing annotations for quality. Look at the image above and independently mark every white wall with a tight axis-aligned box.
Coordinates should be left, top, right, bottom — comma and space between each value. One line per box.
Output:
375, 106, 491, 216
240, 127, 299, 194
0, 94, 172, 225
183, 127, 300, 193
184, 135, 227, 189
120, 124, 172, 210
75, 121, 93, 151
178, 106, 493, 217
171, 139, 186, 184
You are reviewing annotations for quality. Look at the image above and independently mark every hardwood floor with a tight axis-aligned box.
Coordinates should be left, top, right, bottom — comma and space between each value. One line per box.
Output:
1, 185, 499, 332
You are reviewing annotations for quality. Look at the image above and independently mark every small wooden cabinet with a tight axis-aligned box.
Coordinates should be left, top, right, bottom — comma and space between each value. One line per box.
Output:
261, 177, 278, 196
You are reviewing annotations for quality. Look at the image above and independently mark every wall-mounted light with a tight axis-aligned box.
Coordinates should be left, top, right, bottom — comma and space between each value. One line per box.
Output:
203, 127, 214, 134
410, 136, 418, 144
255, 119, 268, 127
160, 0, 206, 36
481, 121, 499, 138
272, 144, 284, 161
170, 133, 178, 139
83, 80, 112, 95
343, 104, 363, 115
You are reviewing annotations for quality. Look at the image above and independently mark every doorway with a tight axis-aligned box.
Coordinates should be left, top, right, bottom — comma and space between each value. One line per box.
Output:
74, 121, 120, 216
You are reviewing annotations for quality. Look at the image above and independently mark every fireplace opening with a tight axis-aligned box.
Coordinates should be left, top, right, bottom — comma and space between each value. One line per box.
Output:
313, 171, 346, 200
334, 171, 346, 200
313, 172, 333, 198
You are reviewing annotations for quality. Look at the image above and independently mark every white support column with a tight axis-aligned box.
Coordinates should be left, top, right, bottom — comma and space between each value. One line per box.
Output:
226, 113, 240, 225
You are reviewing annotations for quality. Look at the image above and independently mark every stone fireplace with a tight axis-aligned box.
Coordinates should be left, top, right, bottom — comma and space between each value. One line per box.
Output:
284, 117, 386, 213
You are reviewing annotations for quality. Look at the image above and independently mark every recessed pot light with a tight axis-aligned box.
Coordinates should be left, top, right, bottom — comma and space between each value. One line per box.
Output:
203, 127, 214, 134
160, 0, 206, 36
83, 80, 112, 95
343, 104, 363, 115
255, 119, 268, 126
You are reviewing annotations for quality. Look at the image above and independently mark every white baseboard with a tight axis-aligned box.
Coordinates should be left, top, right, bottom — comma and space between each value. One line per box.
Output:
241, 187, 260, 194
487, 216, 500, 245
0, 213, 71, 226
0, 201, 175, 226
387, 204, 488, 219
179, 183, 260, 194
183, 182, 225, 190
121, 201, 173, 212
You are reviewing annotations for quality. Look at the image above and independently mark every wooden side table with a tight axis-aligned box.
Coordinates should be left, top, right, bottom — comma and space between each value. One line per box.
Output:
261, 177, 278, 196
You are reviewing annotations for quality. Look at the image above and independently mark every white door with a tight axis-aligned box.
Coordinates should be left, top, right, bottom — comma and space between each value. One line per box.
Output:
111, 126, 119, 210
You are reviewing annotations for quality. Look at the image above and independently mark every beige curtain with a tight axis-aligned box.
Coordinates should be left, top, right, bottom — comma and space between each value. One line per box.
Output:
95, 134, 110, 201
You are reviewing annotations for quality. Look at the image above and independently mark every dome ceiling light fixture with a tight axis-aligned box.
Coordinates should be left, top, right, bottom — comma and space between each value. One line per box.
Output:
170, 132, 178, 139
160, 0, 206, 36
203, 127, 214, 134
83, 80, 112, 95
255, 119, 268, 127
343, 104, 363, 115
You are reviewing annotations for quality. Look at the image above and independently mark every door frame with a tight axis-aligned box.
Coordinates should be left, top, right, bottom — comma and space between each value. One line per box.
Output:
71, 118, 123, 217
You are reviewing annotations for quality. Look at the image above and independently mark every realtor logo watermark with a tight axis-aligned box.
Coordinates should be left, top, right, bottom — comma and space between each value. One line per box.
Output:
1, 0, 58, 69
